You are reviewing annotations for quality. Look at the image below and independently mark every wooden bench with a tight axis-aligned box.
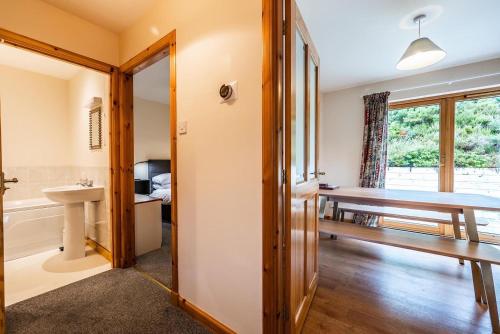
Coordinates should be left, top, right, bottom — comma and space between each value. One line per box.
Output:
319, 219, 500, 330
337, 203, 490, 226
319, 220, 500, 265
333, 203, 491, 265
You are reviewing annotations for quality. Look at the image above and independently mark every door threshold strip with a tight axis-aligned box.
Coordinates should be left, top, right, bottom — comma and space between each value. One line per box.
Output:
133, 266, 172, 294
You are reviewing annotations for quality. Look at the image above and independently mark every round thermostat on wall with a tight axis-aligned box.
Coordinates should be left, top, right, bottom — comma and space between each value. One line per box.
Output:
219, 81, 238, 104
219, 84, 233, 100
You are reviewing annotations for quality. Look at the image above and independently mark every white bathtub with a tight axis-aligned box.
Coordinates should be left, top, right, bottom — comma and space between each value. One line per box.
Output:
3, 198, 64, 261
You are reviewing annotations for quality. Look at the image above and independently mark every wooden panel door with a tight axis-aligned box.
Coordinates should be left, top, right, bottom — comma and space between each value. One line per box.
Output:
285, 1, 320, 332
0, 100, 5, 332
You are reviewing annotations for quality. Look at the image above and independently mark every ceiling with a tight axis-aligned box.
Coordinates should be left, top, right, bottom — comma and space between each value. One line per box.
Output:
296, 0, 500, 92
0, 43, 82, 80
42, 0, 157, 33
133, 56, 170, 105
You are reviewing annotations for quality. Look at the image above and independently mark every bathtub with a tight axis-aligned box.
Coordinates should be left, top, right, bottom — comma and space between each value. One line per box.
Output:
3, 198, 64, 261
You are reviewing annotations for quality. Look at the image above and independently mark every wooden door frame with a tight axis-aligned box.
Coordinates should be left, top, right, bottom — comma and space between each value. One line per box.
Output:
118, 30, 178, 295
262, 0, 286, 332
0, 28, 122, 332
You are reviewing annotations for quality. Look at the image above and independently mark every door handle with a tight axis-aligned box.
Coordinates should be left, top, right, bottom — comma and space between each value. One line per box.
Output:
310, 171, 326, 176
1, 172, 19, 195
4, 177, 18, 184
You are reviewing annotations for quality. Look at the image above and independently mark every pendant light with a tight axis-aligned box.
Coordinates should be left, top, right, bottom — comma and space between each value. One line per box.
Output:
397, 14, 446, 70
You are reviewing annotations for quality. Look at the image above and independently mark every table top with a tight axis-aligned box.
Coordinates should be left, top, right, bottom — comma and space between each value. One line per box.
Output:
134, 193, 162, 205
319, 187, 500, 212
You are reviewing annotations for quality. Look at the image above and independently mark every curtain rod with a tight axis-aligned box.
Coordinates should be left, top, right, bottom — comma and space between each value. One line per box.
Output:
389, 72, 500, 94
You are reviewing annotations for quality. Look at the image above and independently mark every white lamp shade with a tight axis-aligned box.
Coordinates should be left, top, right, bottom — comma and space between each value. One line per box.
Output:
397, 37, 446, 70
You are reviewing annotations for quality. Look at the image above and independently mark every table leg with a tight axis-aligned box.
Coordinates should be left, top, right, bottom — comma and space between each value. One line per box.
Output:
319, 196, 327, 220
463, 208, 479, 241
332, 201, 339, 221
451, 213, 464, 265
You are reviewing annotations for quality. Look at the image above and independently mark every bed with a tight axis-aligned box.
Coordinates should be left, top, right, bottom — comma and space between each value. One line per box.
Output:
142, 159, 172, 222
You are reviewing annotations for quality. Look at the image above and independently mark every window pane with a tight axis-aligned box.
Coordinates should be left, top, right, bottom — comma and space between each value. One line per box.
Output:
386, 104, 441, 192
453, 96, 500, 237
295, 31, 306, 183
308, 58, 317, 179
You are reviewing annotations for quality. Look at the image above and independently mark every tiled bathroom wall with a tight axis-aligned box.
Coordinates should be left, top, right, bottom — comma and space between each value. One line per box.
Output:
3, 165, 111, 250
3, 166, 106, 201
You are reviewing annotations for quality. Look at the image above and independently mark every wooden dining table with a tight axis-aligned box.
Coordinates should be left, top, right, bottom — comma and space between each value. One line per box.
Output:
319, 187, 500, 332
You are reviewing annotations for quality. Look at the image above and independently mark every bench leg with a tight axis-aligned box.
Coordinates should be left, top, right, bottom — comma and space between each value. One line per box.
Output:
480, 261, 500, 333
471, 261, 487, 304
451, 213, 464, 265
340, 210, 345, 222
463, 208, 488, 304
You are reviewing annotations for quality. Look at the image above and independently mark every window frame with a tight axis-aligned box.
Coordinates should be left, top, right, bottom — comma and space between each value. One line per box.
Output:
381, 87, 500, 242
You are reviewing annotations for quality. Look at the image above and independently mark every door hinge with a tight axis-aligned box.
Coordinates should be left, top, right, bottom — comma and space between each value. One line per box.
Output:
281, 169, 287, 184
282, 20, 287, 35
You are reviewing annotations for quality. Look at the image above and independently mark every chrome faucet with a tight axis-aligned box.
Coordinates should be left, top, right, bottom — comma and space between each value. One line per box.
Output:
76, 178, 93, 187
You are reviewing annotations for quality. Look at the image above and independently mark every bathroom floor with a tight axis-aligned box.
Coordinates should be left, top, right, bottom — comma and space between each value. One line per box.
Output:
5, 246, 111, 306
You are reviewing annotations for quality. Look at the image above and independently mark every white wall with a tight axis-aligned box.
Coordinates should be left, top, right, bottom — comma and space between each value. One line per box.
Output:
0, 65, 70, 167
320, 58, 500, 188
121, 1, 263, 332
68, 69, 110, 168
133, 97, 170, 163
0, 0, 119, 66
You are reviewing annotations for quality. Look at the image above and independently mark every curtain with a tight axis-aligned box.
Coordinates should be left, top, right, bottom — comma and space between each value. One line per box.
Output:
352, 91, 391, 226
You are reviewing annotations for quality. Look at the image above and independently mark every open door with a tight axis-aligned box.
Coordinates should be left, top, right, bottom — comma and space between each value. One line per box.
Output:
0, 100, 4, 333
285, 1, 320, 332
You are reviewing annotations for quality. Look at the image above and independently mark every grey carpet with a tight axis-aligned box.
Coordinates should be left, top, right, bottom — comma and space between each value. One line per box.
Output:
6, 268, 209, 334
135, 222, 172, 288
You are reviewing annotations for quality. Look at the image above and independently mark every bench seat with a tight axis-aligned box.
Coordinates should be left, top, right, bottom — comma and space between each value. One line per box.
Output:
319, 220, 500, 265
337, 203, 490, 226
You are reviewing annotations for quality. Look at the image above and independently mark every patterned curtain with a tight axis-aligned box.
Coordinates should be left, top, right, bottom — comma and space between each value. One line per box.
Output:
353, 91, 391, 226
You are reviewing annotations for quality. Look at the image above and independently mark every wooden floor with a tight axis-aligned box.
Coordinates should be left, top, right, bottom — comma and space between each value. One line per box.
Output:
303, 234, 500, 333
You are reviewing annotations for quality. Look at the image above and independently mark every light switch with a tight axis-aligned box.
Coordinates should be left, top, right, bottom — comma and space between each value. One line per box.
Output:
179, 121, 187, 135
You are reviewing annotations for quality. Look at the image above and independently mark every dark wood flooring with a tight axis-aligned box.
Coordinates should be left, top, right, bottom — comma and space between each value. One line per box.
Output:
303, 234, 500, 333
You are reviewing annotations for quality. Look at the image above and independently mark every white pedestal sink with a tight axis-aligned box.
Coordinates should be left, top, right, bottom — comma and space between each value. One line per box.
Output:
43, 185, 104, 260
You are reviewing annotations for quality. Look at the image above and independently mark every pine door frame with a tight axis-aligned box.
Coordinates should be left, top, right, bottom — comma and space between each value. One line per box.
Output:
262, 0, 287, 332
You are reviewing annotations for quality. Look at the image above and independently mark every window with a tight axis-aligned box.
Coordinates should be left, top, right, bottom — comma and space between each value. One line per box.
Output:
384, 101, 442, 233
454, 96, 500, 240
382, 89, 500, 242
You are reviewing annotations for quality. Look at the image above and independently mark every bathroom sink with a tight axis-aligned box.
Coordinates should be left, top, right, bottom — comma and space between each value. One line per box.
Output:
43, 185, 104, 204
42, 185, 104, 260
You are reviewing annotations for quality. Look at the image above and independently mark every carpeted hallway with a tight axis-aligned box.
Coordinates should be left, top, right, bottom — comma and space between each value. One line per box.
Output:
136, 222, 172, 288
6, 268, 209, 334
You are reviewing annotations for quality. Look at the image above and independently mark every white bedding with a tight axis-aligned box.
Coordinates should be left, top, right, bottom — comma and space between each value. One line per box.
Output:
150, 188, 171, 203
152, 173, 171, 186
